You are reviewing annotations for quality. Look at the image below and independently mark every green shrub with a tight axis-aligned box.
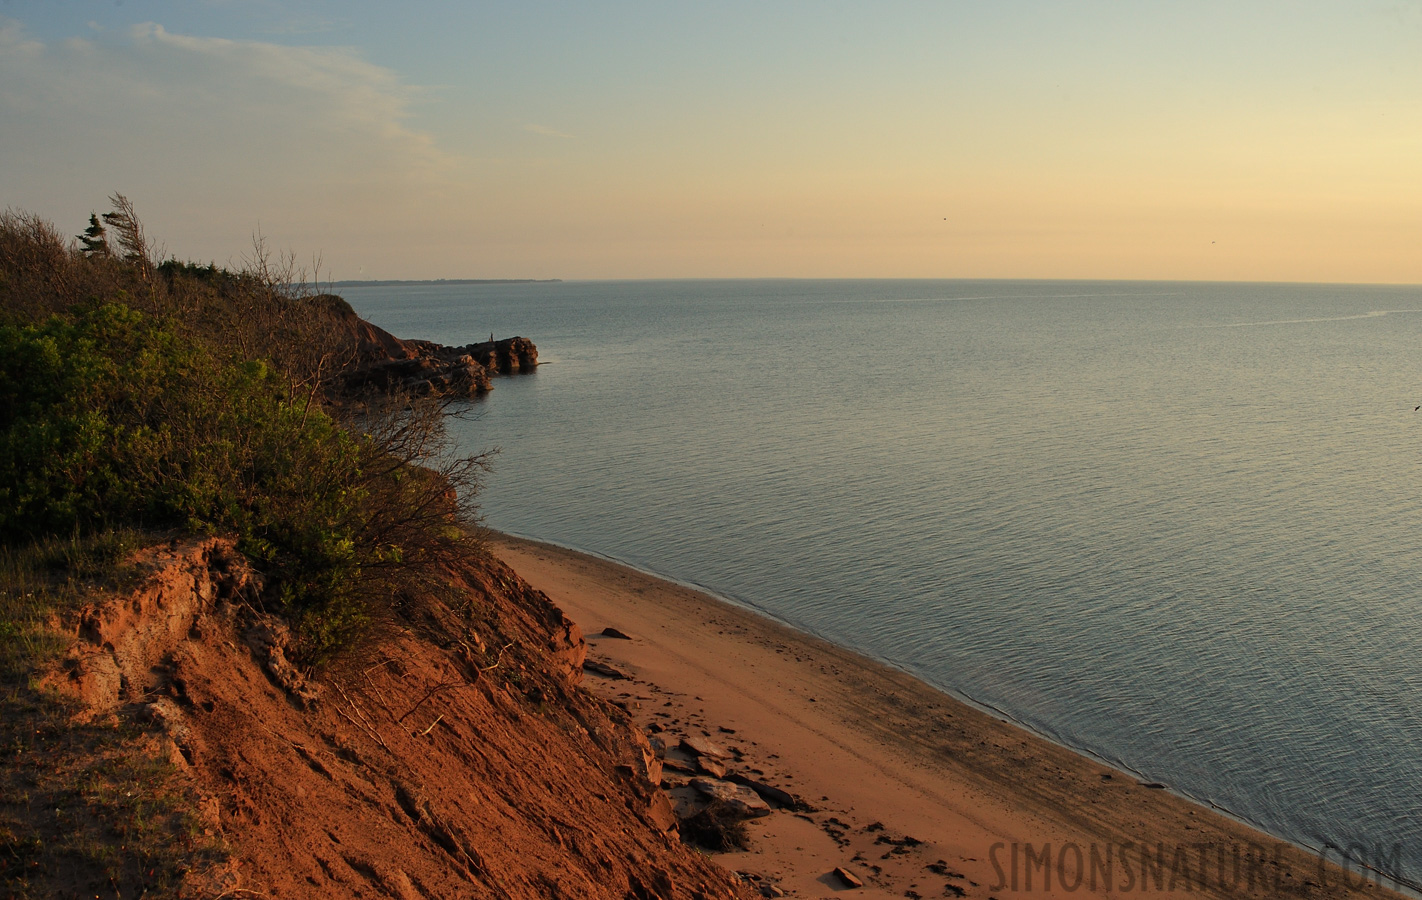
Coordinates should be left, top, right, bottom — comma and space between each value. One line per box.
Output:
0, 202, 488, 663
0, 301, 382, 658
0, 301, 187, 535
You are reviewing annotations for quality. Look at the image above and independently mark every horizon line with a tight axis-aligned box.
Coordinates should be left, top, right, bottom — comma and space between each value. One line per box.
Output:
329, 275, 1422, 289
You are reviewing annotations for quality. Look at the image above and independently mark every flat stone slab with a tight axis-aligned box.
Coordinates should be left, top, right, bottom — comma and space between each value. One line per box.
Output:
679, 734, 729, 759
689, 777, 771, 819
726, 772, 798, 809
696, 756, 727, 778
582, 660, 628, 679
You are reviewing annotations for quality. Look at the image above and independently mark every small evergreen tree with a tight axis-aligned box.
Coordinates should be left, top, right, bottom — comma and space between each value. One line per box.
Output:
77, 213, 111, 258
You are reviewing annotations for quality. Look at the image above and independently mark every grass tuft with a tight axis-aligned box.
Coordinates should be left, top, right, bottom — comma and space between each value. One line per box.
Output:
0, 528, 151, 679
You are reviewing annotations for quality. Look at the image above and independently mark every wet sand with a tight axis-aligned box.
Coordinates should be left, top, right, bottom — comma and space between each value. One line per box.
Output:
490, 533, 1402, 900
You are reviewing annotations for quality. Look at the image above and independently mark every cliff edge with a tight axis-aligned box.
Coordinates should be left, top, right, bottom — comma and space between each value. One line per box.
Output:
19, 536, 744, 900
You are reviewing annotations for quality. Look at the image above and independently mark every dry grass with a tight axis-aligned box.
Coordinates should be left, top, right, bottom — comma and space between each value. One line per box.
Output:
0, 529, 225, 899
0, 686, 225, 898
0, 529, 152, 679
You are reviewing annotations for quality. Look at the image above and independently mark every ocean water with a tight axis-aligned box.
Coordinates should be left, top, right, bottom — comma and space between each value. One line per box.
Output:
343, 279, 1422, 887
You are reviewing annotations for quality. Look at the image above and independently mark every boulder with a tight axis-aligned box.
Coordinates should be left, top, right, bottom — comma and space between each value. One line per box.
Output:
726, 772, 798, 809
689, 778, 771, 819
832, 867, 864, 888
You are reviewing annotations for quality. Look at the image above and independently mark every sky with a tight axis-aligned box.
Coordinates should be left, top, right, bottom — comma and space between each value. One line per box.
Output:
3, 1, 1422, 282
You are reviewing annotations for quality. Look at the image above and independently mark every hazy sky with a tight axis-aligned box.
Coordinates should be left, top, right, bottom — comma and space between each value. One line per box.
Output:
3, 1, 1422, 281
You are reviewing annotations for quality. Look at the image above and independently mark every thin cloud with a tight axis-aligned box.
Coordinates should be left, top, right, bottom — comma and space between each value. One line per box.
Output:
129, 23, 437, 149
0, 19, 477, 270
0, 17, 42, 56
524, 123, 573, 139
261, 16, 351, 37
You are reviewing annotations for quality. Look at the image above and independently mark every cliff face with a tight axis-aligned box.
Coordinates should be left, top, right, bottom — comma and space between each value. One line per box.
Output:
328, 300, 539, 398
40, 537, 744, 900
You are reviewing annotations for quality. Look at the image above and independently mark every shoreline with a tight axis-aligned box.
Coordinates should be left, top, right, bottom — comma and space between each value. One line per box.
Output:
492, 532, 1151, 783
487, 534, 1345, 873
488, 531, 1406, 900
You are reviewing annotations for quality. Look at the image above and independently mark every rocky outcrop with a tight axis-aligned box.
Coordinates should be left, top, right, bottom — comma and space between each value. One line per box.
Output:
345, 351, 496, 397
454, 335, 539, 375
317, 294, 539, 399
343, 335, 538, 399
643, 721, 805, 854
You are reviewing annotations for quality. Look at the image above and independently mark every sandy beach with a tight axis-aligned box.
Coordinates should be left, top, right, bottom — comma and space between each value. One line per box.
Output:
489, 533, 1403, 900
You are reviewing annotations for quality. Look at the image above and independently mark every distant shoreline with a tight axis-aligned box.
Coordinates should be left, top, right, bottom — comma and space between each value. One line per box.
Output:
330, 278, 562, 287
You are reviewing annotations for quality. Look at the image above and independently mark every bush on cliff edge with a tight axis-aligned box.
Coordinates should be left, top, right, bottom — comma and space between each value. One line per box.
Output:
0, 202, 486, 662
0, 300, 381, 655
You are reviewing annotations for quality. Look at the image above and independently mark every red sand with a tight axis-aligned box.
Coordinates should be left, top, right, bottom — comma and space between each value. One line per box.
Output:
492, 533, 1400, 900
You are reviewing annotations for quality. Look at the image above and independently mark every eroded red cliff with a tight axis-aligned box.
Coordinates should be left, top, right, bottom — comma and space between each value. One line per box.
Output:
42, 536, 744, 900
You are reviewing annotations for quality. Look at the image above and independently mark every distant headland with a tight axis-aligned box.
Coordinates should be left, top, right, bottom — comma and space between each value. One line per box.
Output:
331, 278, 562, 287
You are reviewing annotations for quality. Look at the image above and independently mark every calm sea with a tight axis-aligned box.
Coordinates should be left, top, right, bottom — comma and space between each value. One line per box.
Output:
343, 279, 1422, 886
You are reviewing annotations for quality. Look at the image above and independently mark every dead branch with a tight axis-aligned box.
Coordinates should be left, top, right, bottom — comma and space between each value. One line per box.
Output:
331, 680, 390, 752
396, 679, 462, 725
480, 642, 515, 672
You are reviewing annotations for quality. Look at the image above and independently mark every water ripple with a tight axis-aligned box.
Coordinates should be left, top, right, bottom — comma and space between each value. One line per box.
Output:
346, 278, 1422, 885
